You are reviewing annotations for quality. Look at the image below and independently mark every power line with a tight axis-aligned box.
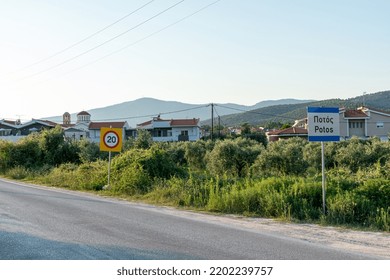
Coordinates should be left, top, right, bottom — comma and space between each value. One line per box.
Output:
47, 104, 209, 123
1, 0, 156, 78
32, 0, 222, 85
216, 104, 390, 124
215, 104, 298, 121
213, 105, 227, 127
18, 0, 186, 81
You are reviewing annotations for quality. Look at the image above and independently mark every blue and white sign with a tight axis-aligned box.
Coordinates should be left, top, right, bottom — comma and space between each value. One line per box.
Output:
307, 107, 340, 142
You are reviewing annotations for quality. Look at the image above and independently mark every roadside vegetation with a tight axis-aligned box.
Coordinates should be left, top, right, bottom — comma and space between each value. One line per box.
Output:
0, 126, 389, 231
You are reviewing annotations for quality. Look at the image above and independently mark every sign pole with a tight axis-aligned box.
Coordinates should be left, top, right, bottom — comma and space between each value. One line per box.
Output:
321, 141, 326, 215
107, 150, 112, 188
100, 125, 122, 190
307, 107, 340, 216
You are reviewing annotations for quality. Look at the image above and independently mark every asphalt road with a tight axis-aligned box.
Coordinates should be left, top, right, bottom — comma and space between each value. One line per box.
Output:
0, 178, 375, 260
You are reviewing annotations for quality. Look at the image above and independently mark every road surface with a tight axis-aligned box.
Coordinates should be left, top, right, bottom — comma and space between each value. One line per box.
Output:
0, 178, 383, 260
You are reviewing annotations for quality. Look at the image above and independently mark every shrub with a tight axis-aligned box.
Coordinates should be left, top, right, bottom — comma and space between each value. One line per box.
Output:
5, 166, 31, 180
111, 164, 151, 195
207, 138, 263, 177
252, 138, 308, 176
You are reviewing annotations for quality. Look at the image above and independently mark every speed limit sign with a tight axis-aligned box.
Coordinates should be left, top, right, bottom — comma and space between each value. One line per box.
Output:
100, 127, 123, 152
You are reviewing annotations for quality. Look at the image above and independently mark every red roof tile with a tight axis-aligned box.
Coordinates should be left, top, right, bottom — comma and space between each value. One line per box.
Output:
137, 120, 152, 127
39, 120, 59, 127
344, 110, 368, 118
2, 120, 19, 126
170, 119, 199, 126
89, 122, 126, 129
77, 111, 91, 116
137, 118, 200, 127
267, 127, 307, 136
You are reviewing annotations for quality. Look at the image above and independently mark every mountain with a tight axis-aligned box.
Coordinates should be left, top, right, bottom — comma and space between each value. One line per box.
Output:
208, 90, 390, 127
45, 97, 313, 127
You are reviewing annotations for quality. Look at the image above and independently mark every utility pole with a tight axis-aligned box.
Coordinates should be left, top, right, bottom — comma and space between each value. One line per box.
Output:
218, 115, 221, 138
211, 103, 214, 140
363, 91, 366, 107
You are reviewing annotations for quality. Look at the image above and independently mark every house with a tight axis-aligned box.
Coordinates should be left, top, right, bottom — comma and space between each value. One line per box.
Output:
62, 111, 129, 142
18, 119, 57, 136
88, 121, 129, 143
0, 119, 58, 142
339, 107, 390, 141
284, 106, 390, 142
266, 127, 308, 142
63, 111, 91, 140
0, 119, 18, 137
135, 116, 201, 142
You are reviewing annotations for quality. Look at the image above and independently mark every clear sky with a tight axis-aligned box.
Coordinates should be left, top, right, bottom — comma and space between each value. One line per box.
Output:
1, 0, 389, 121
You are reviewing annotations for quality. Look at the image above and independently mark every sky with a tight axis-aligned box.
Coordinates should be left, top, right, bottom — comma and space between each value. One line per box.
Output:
1, 0, 389, 121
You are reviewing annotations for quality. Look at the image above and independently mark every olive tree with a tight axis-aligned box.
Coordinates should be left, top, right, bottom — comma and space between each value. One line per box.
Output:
207, 138, 263, 177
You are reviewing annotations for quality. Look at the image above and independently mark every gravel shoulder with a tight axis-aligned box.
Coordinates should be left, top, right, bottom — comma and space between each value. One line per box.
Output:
142, 204, 390, 259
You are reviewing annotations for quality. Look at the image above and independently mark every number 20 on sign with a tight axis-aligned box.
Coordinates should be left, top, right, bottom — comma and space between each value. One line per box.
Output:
100, 127, 123, 152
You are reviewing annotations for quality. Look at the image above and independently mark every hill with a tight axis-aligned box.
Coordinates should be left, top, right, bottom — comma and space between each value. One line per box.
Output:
45, 97, 312, 127
207, 90, 390, 127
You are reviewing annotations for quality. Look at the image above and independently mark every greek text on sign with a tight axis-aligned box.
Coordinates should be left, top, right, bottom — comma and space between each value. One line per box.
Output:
307, 107, 340, 142
100, 127, 123, 152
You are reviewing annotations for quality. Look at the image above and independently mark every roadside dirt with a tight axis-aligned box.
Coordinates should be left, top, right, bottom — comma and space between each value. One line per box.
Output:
149, 205, 390, 259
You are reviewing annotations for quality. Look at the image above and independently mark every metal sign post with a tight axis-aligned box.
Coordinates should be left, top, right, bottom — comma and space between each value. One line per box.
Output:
107, 150, 112, 188
100, 127, 123, 189
307, 107, 340, 215
321, 141, 326, 214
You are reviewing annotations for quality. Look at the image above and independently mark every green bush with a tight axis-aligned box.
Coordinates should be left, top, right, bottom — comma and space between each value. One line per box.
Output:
207, 138, 263, 177
111, 164, 151, 195
5, 166, 31, 180
251, 138, 308, 176
36, 161, 106, 190
112, 146, 185, 180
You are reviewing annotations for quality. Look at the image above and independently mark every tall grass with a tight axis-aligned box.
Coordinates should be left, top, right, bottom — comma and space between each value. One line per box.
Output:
6, 161, 385, 231
35, 161, 107, 191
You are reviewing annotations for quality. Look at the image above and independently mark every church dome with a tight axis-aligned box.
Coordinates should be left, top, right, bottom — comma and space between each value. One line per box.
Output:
77, 111, 91, 123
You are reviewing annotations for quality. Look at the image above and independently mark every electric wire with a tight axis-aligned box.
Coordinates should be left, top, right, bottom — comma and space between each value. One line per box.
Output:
215, 104, 299, 121
213, 105, 227, 127
46, 104, 210, 124
1, 0, 156, 78
33, 0, 222, 84
18, 0, 186, 81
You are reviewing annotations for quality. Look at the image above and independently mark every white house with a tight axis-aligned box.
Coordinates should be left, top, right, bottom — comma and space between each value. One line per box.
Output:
339, 107, 390, 141
88, 121, 129, 143
136, 116, 201, 142
291, 107, 390, 141
62, 111, 129, 142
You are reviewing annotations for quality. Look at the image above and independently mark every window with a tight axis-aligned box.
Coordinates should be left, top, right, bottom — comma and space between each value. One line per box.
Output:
155, 130, 169, 137
376, 122, 384, 128
0, 129, 11, 136
181, 130, 188, 136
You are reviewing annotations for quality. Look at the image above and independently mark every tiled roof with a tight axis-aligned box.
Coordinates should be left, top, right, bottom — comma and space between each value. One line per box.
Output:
137, 120, 152, 127
77, 111, 91, 116
363, 107, 390, 116
170, 119, 199, 126
89, 122, 126, 129
344, 110, 368, 118
137, 118, 200, 127
1, 120, 19, 126
39, 120, 59, 127
267, 127, 307, 136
